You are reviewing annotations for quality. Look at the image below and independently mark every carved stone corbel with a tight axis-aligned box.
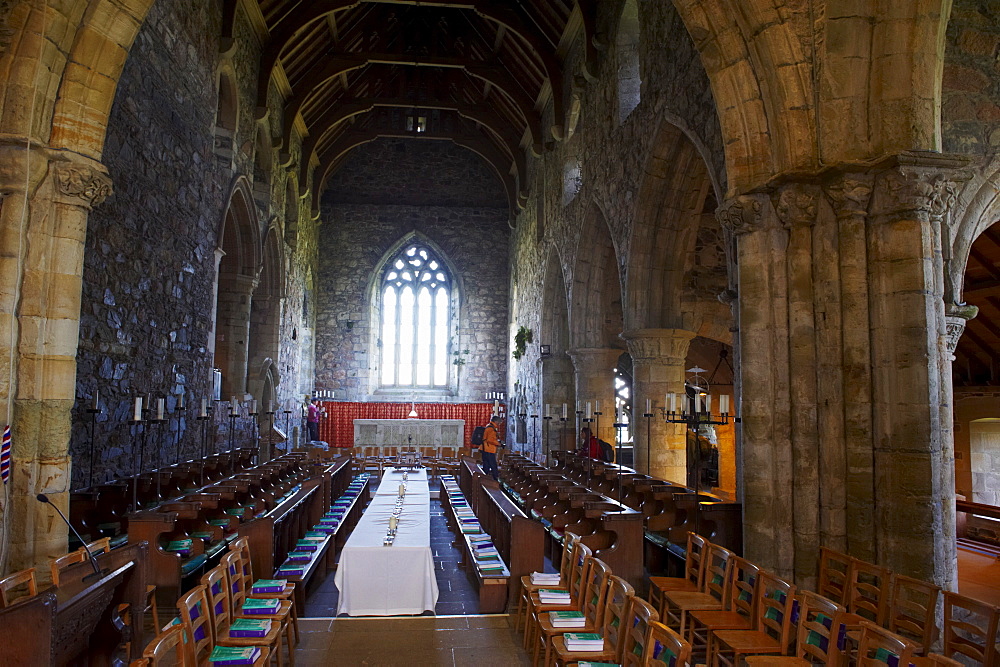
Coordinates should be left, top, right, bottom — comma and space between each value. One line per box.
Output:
944, 302, 978, 360
823, 173, 874, 219
716, 193, 770, 236
52, 161, 113, 209
771, 183, 820, 229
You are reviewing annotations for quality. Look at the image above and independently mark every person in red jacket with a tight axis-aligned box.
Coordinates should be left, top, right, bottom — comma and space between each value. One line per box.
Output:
481, 415, 503, 481
580, 427, 601, 459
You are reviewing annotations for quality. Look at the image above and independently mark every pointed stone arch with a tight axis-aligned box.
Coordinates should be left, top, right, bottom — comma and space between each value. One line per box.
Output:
540, 250, 574, 454
569, 203, 624, 350
615, 0, 642, 124
248, 222, 286, 405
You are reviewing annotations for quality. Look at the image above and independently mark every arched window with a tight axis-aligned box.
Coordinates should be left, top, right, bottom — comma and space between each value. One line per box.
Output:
379, 242, 452, 388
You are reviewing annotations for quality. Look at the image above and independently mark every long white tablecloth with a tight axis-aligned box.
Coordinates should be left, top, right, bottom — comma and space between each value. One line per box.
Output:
334, 467, 439, 616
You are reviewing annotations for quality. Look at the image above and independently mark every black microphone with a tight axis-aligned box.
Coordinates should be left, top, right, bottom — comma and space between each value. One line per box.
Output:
37, 493, 106, 582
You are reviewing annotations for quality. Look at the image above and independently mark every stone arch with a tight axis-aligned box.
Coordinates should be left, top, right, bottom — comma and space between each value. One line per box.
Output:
569, 203, 624, 350
214, 64, 239, 163
615, 0, 642, 124
540, 250, 574, 453
247, 223, 286, 404
625, 122, 724, 337
213, 178, 262, 400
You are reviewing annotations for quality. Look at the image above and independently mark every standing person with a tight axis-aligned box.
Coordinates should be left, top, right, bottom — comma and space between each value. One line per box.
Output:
306, 398, 320, 442
579, 427, 601, 459
481, 415, 503, 481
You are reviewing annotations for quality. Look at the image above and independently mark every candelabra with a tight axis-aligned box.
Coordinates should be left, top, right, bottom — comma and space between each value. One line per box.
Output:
86, 401, 101, 490
197, 405, 212, 486
528, 413, 538, 461
612, 411, 628, 503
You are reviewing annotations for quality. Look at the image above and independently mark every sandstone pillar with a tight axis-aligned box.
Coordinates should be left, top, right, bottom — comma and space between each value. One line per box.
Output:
0, 146, 112, 575
567, 348, 622, 447
621, 328, 696, 484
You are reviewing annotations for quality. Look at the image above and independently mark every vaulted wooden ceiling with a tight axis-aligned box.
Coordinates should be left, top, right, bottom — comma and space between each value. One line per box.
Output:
957, 221, 1000, 387
235, 0, 599, 213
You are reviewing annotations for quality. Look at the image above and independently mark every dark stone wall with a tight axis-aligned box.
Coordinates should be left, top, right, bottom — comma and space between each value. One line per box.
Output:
317, 140, 510, 402
943, 0, 1000, 154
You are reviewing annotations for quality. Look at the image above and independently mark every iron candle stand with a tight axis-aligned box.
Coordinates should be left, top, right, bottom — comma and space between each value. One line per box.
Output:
86, 405, 100, 490
642, 410, 654, 477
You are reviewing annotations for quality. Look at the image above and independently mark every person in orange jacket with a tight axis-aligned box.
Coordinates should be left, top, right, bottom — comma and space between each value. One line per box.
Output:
481, 415, 503, 480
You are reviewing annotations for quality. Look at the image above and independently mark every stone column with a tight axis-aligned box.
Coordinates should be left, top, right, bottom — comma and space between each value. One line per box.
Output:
621, 328, 695, 484
540, 352, 575, 454
567, 348, 622, 447
0, 149, 112, 575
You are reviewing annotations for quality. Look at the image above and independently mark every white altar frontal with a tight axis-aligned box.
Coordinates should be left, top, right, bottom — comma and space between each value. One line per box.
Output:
353, 418, 465, 448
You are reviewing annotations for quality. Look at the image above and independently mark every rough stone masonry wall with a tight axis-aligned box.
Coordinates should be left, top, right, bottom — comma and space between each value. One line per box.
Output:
317, 139, 509, 402
505, 0, 727, 443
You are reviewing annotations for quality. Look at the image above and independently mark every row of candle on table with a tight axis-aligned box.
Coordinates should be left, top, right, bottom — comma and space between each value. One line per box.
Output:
539, 393, 731, 419
121, 394, 303, 422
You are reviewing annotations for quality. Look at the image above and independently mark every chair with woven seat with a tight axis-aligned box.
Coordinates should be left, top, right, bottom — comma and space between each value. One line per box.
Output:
515, 532, 579, 633
49, 550, 86, 587
706, 569, 797, 666
648, 532, 709, 614
660, 542, 734, 637
533, 556, 612, 667
0, 567, 37, 607
887, 573, 939, 656
684, 556, 760, 660
230, 536, 299, 646
140, 623, 192, 666
619, 596, 659, 667
745, 590, 845, 666
641, 621, 692, 666
817, 546, 852, 606
221, 550, 295, 665
856, 619, 914, 666
549, 575, 635, 666
524, 542, 593, 651
938, 590, 999, 665
176, 584, 272, 666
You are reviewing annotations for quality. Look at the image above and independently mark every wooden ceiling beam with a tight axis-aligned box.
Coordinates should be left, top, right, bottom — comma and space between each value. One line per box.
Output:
963, 278, 1000, 298
970, 246, 1000, 282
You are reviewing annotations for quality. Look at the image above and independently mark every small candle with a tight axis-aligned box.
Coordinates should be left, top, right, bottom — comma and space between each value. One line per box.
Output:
156, 398, 165, 420
576, 400, 580, 413
562, 403, 568, 418
721, 394, 730, 414
200, 397, 208, 418
177, 393, 184, 410
398, 483, 406, 497
645, 398, 651, 414
230, 396, 238, 413
545, 403, 551, 418
493, 399, 499, 413
694, 393, 702, 413
389, 515, 398, 530
667, 393, 676, 413
586, 402, 592, 419
91, 390, 99, 411
133, 396, 143, 421
250, 399, 257, 415
595, 400, 600, 414
705, 395, 712, 413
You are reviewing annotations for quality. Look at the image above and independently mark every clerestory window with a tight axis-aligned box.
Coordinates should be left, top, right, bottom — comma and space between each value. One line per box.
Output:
379, 243, 452, 388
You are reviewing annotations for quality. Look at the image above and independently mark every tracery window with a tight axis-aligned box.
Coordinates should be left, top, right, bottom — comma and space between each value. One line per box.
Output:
379, 243, 451, 388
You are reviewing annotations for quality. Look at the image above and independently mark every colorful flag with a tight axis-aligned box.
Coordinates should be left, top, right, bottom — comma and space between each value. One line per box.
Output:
1, 425, 10, 483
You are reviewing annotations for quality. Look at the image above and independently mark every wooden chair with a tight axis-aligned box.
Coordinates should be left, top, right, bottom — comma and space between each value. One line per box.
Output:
82, 536, 112, 555
549, 575, 635, 665
198, 568, 284, 665
50, 550, 86, 587
856, 619, 914, 666
230, 536, 299, 645
620, 596, 660, 667
706, 569, 797, 666
515, 532, 579, 633
919, 654, 962, 666
685, 556, 760, 659
222, 550, 295, 665
845, 558, 892, 627
648, 532, 709, 614
641, 621, 692, 666
887, 573, 939, 655
524, 542, 593, 650
533, 557, 612, 667
141, 623, 193, 666
817, 546, 852, 606
745, 590, 844, 666
660, 543, 734, 636
939, 590, 1000, 665
0, 567, 37, 607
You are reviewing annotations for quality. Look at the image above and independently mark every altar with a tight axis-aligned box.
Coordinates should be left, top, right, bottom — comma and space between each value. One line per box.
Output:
353, 418, 465, 448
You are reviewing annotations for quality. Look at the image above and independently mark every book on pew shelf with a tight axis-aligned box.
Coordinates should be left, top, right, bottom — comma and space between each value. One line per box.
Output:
294, 541, 319, 552
275, 566, 305, 578
538, 589, 572, 603
460, 524, 482, 533
209, 519, 231, 527
287, 552, 312, 562
304, 531, 327, 539
531, 572, 561, 585
311, 525, 335, 533
208, 646, 262, 665
577, 662, 618, 667
191, 531, 214, 540
165, 538, 193, 555
478, 565, 505, 574
473, 542, 496, 550
240, 598, 282, 614
225, 508, 245, 516
251, 579, 286, 594
563, 633, 604, 651
549, 611, 587, 628
228, 618, 272, 638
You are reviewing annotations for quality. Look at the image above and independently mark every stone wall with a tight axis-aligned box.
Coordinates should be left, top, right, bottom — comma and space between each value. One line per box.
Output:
317, 139, 510, 402
943, 0, 1000, 155
72, 0, 317, 486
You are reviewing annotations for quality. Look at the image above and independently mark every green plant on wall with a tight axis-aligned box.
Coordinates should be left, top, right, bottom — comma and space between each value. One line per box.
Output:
452, 349, 470, 366
512, 326, 533, 360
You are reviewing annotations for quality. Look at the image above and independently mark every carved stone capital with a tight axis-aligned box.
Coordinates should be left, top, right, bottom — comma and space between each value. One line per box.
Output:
771, 183, 820, 229
823, 173, 873, 218
52, 161, 113, 208
717, 193, 769, 236
566, 347, 623, 374
944, 303, 979, 360
619, 329, 696, 366
869, 155, 970, 222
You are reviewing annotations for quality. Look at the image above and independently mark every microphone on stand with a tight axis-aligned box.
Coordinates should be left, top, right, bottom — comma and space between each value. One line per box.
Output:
37, 493, 107, 582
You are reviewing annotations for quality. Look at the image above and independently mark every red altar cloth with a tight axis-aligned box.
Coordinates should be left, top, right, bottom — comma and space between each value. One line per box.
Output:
318, 401, 495, 448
